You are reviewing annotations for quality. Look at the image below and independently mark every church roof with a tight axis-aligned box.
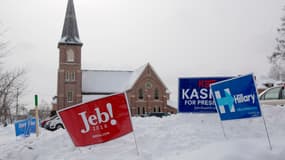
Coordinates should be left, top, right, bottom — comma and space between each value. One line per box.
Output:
82, 70, 133, 93
58, 0, 82, 46
81, 63, 148, 94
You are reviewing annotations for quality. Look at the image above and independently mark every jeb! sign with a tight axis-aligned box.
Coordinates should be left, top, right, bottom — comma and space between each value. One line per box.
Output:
58, 93, 133, 147
210, 74, 262, 121
179, 77, 230, 113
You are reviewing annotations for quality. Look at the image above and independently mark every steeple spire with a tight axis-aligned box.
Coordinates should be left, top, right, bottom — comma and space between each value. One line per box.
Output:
58, 0, 82, 46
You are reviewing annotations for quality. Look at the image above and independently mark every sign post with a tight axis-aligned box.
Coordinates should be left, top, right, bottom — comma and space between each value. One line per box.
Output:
34, 95, 39, 137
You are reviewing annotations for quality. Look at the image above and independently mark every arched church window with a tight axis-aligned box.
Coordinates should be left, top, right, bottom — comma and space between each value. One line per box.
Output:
66, 48, 75, 62
154, 88, 159, 100
138, 88, 144, 99
67, 91, 73, 102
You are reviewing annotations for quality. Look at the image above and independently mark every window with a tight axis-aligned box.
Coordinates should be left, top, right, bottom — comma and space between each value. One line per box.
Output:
70, 71, 75, 81
145, 81, 152, 89
67, 91, 73, 102
66, 49, 75, 62
154, 88, 159, 100
65, 71, 76, 82
153, 107, 156, 112
262, 87, 281, 100
65, 71, 69, 81
137, 107, 140, 115
142, 107, 145, 114
138, 88, 144, 99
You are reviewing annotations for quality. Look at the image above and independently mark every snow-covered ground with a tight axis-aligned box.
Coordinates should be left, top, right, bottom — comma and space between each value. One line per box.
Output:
1, 105, 285, 160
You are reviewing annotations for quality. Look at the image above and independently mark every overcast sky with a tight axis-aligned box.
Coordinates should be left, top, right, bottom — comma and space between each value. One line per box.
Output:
0, 0, 284, 109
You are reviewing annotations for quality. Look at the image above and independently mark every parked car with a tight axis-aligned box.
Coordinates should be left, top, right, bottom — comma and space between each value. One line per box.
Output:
44, 115, 64, 131
40, 117, 52, 128
41, 110, 58, 128
259, 86, 285, 106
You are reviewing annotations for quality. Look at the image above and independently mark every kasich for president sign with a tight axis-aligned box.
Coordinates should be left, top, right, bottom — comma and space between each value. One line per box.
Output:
179, 77, 230, 113
58, 93, 133, 147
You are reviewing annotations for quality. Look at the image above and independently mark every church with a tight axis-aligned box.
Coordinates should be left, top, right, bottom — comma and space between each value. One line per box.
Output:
53, 0, 177, 116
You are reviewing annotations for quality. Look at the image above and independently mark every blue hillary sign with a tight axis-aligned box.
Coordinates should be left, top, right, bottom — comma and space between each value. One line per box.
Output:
179, 77, 231, 113
15, 117, 37, 137
210, 74, 262, 121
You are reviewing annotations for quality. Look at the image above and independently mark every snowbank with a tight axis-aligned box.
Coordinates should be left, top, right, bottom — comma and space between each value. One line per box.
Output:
0, 106, 285, 160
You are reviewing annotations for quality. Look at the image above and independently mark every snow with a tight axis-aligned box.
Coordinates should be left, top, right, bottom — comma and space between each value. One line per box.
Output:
82, 70, 133, 93
82, 94, 109, 103
59, 36, 82, 45
81, 64, 149, 93
1, 106, 285, 160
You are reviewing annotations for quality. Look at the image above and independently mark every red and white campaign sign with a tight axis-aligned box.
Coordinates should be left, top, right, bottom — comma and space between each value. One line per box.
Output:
58, 93, 133, 147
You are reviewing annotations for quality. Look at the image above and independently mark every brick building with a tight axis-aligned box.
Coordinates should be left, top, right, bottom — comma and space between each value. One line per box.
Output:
54, 0, 177, 116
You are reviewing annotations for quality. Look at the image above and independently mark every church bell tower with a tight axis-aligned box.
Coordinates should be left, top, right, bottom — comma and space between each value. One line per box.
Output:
57, 0, 83, 110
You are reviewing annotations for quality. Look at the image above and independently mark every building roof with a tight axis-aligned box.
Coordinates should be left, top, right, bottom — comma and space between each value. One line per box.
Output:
81, 63, 165, 94
58, 0, 82, 46
82, 70, 133, 93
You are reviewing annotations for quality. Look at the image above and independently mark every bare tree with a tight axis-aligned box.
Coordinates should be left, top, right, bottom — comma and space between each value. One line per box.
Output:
0, 70, 26, 124
0, 23, 10, 62
0, 24, 27, 125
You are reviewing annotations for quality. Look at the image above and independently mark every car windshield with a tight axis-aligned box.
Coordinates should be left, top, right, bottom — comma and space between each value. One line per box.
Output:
261, 87, 281, 100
